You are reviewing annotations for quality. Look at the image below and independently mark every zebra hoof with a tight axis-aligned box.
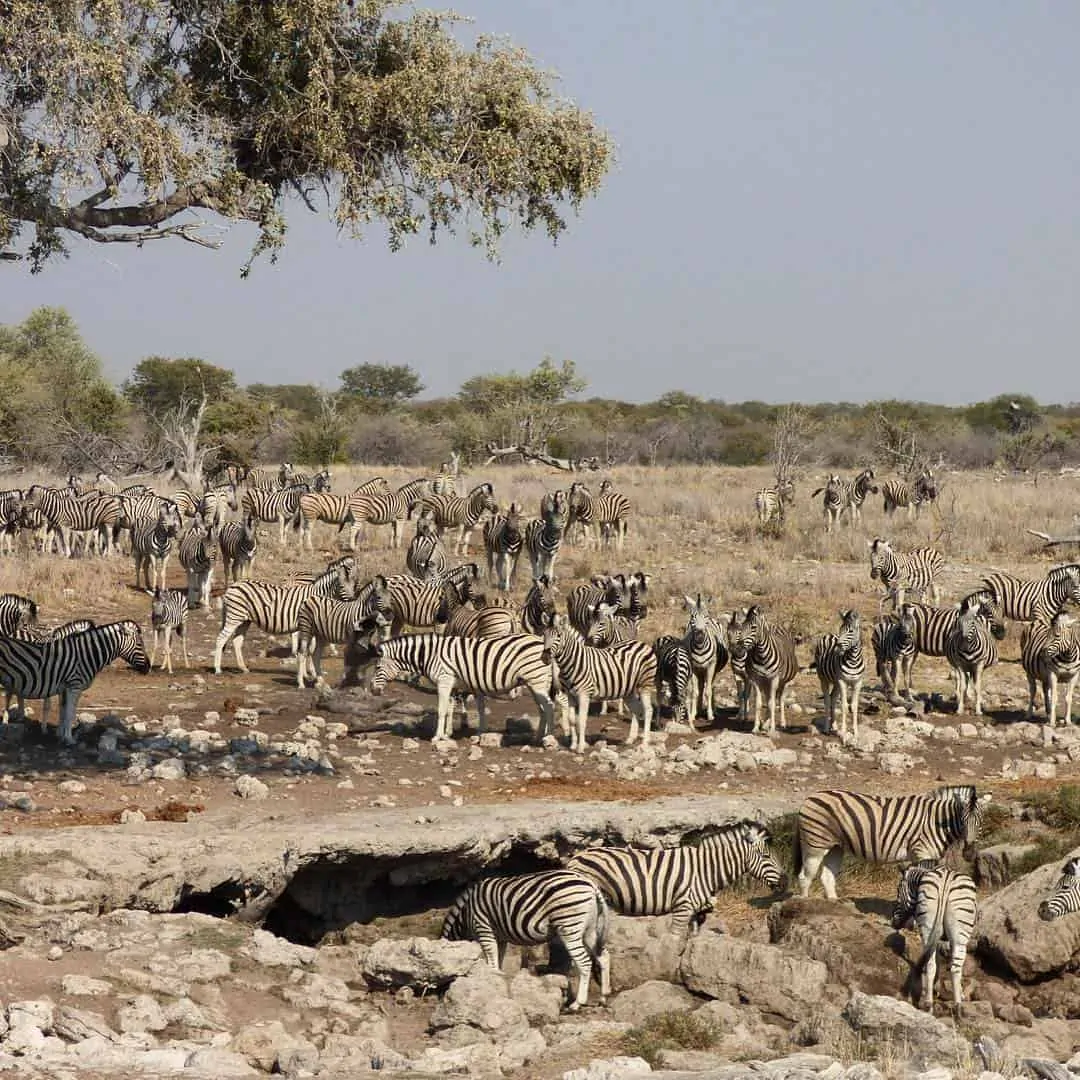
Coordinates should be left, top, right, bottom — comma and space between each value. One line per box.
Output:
566, 1002, 581, 1013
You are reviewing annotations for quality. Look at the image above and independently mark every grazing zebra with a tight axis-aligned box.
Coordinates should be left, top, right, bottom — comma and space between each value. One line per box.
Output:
1020, 612, 1080, 726
4, 618, 95, 727
871, 608, 916, 696
522, 576, 558, 635
981, 565, 1080, 623
754, 479, 795, 525
813, 609, 864, 741
179, 519, 217, 611
566, 481, 630, 550
653, 635, 693, 726
868, 538, 945, 610
881, 468, 938, 518
213, 561, 357, 674
421, 483, 497, 556
1037, 857, 1080, 921
295, 575, 392, 687
568, 820, 786, 945
0, 593, 37, 636
795, 784, 986, 900
524, 491, 568, 582
383, 564, 480, 636
218, 516, 258, 585
346, 479, 428, 550
540, 615, 657, 751
891, 862, 977, 1010
371, 633, 557, 741
682, 594, 728, 726
149, 587, 190, 674
0, 620, 150, 743
441, 871, 610, 1011
483, 503, 526, 592
405, 511, 449, 580
241, 483, 310, 544
738, 605, 799, 735
725, 608, 750, 723
945, 594, 998, 716
298, 478, 388, 551
131, 503, 183, 591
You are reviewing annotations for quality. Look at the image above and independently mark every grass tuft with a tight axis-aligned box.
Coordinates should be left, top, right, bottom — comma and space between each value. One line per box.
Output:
622, 1012, 721, 1066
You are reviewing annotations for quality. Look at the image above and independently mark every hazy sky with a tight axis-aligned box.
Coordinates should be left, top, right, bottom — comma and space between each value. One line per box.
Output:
3, 2, 1080, 405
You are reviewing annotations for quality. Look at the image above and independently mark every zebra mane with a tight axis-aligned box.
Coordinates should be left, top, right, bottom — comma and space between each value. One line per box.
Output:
680, 818, 768, 847
931, 784, 977, 806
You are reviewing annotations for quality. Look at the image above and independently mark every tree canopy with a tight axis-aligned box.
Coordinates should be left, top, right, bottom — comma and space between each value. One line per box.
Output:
339, 363, 423, 405
0, 1, 613, 272
123, 357, 238, 417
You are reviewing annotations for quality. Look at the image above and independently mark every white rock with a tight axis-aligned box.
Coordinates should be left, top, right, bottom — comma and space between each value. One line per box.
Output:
61, 975, 112, 997
116, 994, 167, 1034
234, 774, 269, 800
57, 780, 86, 795
233, 708, 260, 725
563, 1056, 653, 1080
150, 757, 186, 781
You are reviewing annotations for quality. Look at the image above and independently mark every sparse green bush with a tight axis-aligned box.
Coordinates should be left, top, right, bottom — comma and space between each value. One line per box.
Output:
623, 1012, 721, 1066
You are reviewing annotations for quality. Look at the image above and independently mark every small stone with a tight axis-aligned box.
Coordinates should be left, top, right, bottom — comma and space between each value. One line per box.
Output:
120, 808, 146, 824
46, 945, 62, 961
57, 780, 86, 795
150, 758, 186, 781
233, 708, 260, 726
234, 775, 269, 801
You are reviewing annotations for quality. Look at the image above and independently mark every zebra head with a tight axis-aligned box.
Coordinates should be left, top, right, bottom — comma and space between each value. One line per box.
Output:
278, 462, 295, 487
777, 477, 796, 504
370, 640, 404, 695
683, 594, 711, 640
347, 610, 391, 669
1038, 857, 1080, 922
725, 608, 749, 661
415, 509, 438, 537
158, 501, 183, 536
736, 820, 787, 891
933, 785, 985, 860
540, 613, 573, 664
585, 601, 621, 645
740, 605, 770, 648
961, 589, 1006, 640
313, 470, 332, 493
837, 608, 861, 645
117, 620, 152, 674
855, 468, 878, 495
890, 861, 939, 930
868, 538, 893, 581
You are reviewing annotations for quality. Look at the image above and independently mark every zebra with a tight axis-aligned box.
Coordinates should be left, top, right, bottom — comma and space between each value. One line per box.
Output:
871, 609, 916, 696
383, 564, 480, 636
1020, 611, 1080, 726
444, 591, 519, 641
245, 466, 286, 492
566, 481, 630, 550
540, 615, 657, 751
891, 862, 977, 1011
812, 609, 864, 741
420, 483, 497, 556
725, 608, 750, 723
568, 820, 786, 945
981, 565, 1080, 624
213, 560, 357, 674
179, 518, 217, 611
131, 503, 183, 592
483, 502, 526, 592
371, 633, 557, 741
738, 604, 799, 735
945, 594, 998, 716
91, 472, 121, 495
405, 511, 449, 580
149, 587, 190, 674
881, 468, 938, 518
1037, 857, 1080, 922
568, 576, 628, 637
4, 618, 95, 727
653, 635, 693, 727
522, 576, 558, 636
218, 516, 258, 585
197, 484, 238, 529
295, 575, 393, 687
524, 490, 568, 581
795, 784, 986, 900
0, 489, 23, 555
346, 479, 428, 550
754, 479, 795, 525
583, 591, 647, 719
868, 538, 945, 610
286, 467, 331, 492
298, 477, 388, 551
0, 620, 150, 743
682, 594, 728, 726
241, 483, 311, 545
811, 470, 877, 530
0, 593, 38, 636
23, 485, 123, 557
441, 870, 610, 1011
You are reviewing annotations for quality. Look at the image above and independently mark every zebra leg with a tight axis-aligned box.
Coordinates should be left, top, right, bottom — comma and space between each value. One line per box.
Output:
39, 695, 49, 736
947, 937, 967, 1007
180, 628, 190, 670
819, 847, 844, 902
796, 846, 829, 898
58, 689, 78, 745
767, 679, 779, 735
1063, 673, 1078, 725
232, 632, 249, 674
1027, 673, 1040, 720
624, 695, 641, 745
820, 683, 834, 736
202, 569, 214, 612
162, 626, 174, 674
150, 628, 160, 670
528, 687, 555, 743
849, 678, 861, 741
560, 932, 594, 1011
574, 694, 590, 753
475, 694, 487, 735
954, 667, 965, 716
435, 680, 454, 741
702, 662, 716, 722
973, 664, 984, 716
919, 937, 938, 1010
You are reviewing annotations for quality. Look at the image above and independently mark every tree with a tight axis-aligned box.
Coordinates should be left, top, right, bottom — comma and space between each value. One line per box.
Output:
339, 363, 424, 406
0, 1, 613, 272
123, 357, 238, 417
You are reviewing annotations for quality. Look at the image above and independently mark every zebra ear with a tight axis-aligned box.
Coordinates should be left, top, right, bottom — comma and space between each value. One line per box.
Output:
683, 595, 696, 609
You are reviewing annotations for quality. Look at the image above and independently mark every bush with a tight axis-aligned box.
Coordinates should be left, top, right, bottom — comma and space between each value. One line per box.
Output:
623, 1012, 721, 1066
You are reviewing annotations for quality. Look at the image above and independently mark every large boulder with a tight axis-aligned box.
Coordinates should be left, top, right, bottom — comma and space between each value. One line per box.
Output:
606, 915, 684, 990
679, 932, 829, 1021
973, 845, 1080, 981
361, 936, 484, 991
608, 981, 699, 1023
841, 992, 968, 1068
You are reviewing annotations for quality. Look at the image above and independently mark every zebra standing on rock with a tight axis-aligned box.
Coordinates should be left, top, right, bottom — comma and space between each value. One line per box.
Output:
739, 605, 799, 736
795, 784, 987, 900
483, 502, 525, 592
1020, 611, 1080, 726
149, 587, 190, 674
131, 503, 183, 591
568, 820, 787, 946
891, 861, 977, 1011
754, 479, 795, 525
945, 593, 998, 716
869, 538, 945, 610
981, 565, 1080, 623
441, 871, 610, 1011
179, 518, 217, 611
0, 621, 150, 743
524, 491, 567, 581
371, 632, 557, 741
813, 609, 864, 741
881, 468, 938, 518
1037, 857, 1080, 921
218, 516, 258, 585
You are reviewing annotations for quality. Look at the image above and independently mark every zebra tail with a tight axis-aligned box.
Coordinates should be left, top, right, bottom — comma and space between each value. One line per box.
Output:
591, 887, 610, 969
792, 827, 803, 879
905, 902, 946, 997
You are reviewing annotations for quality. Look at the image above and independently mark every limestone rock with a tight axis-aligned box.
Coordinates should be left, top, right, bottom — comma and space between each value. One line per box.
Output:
608, 981, 699, 1023
363, 936, 484, 991
841, 991, 968, 1066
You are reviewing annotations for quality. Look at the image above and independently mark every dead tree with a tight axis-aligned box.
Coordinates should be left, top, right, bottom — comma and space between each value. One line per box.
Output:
153, 395, 220, 491
482, 443, 600, 471
770, 405, 813, 486
874, 413, 922, 477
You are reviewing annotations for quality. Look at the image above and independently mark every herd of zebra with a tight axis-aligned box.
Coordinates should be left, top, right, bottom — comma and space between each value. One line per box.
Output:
441, 783, 1080, 1012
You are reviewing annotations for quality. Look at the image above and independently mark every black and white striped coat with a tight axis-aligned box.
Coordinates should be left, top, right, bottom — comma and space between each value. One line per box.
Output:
443, 592, 519, 641
869, 538, 945, 610
4, 618, 95, 729
441, 871, 610, 1011
213, 561, 357, 674
218, 516, 258, 585
945, 595, 998, 716
754, 479, 795, 526
420, 483, 497, 556
483, 503, 526, 592
150, 587, 190, 674
346, 479, 428, 550
981, 564, 1080, 623
540, 615, 657, 751
383, 564, 480, 636
653, 635, 693, 725
0, 489, 23, 555
0, 593, 38, 637
0, 620, 150, 743
567, 575, 628, 637
245, 466, 286, 492
795, 784, 986, 900
738, 605, 799, 735
521, 576, 558, 636
682, 594, 728, 726
131, 503, 183, 591
405, 512, 449, 580
1037, 857, 1080, 922
241, 483, 310, 544
871, 608, 916, 696
1020, 612, 1080, 726
891, 862, 977, 1010
568, 820, 786, 944
298, 477, 388, 551
881, 469, 937, 518
24, 485, 122, 557
812, 469, 876, 531
724, 608, 750, 723
812, 609, 864, 741
524, 490, 568, 581
179, 520, 217, 610
567, 481, 630, 550
371, 632, 557, 742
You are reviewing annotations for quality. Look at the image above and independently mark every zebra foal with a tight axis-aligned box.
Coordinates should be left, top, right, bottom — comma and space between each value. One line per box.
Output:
795, 784, 986, 900
869, 538, 944, 610
891, 862, 977, 1011
1037, 857, 1080, 921
131, 503, 183, 592
441, 871, 610, 1011
754, 479, 795, 526
813, 609, 864, 741
568, 820, 785, 946
149, 587, 190, 674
